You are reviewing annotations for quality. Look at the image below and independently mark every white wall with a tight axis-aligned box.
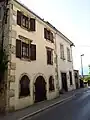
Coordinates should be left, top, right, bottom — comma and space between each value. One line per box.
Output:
9, 1, 58, 110
56, 33, 75, 91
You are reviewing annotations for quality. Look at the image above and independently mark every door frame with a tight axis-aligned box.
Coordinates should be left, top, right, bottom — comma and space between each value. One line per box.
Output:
61, 72, 68, 91
34, 76, 47, 103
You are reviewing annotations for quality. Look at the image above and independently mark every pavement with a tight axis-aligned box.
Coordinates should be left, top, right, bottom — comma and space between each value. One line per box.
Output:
0, 88, 88, 120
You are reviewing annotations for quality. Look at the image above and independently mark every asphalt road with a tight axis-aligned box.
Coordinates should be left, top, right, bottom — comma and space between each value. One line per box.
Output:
27, 88, 90, 120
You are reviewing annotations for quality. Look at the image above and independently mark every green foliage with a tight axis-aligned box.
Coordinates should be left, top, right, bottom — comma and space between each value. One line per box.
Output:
0, 48, 8, 74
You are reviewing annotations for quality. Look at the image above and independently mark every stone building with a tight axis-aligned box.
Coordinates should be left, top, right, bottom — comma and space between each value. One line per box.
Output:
0, 0, 75, 112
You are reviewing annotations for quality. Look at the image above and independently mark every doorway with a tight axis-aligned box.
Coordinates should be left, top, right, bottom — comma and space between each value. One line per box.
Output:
34, 76, 46, 103
61, 72, 68, 91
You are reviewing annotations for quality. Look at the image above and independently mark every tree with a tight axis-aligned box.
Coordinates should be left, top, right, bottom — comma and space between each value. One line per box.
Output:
0, 47, 8, 88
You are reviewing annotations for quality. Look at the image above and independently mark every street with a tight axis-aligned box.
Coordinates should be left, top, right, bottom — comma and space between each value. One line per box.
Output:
26, 88, 90, 120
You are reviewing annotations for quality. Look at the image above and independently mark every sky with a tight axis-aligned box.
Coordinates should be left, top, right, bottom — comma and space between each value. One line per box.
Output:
19, 0, 90, 75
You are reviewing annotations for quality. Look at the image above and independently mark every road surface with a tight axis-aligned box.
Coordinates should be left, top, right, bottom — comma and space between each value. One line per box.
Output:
26, 88, 90, 120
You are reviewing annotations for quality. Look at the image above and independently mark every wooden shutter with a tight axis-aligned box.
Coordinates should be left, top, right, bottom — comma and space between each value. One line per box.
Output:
51, 50, 53, 65
30, 18, 36, 31
30, 44, 36, 60
16, 39, 21, 58
47, 50, 52, 64
44, 28, 48, 39
17, 10, 22, 26
50, 32, 54, 43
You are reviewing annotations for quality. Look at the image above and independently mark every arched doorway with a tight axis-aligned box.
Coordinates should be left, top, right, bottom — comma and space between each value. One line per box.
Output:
34, 76, 46, 103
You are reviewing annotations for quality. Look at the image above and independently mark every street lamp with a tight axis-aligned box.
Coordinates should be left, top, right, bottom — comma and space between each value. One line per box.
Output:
81, 54, 84, 78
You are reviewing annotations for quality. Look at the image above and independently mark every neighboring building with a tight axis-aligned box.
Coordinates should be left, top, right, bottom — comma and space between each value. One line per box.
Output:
0, 0, 75, 112
74, 70, 80, 89
56, 31, 75, 92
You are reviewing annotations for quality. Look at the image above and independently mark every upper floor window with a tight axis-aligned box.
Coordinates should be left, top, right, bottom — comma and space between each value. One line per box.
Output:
60, 44, 65, 60
16, 39, 36, 60
22, 15, 29, 29
67, 48, 71, 61
46, 48, 53, 65
22, 42, 29, 58
44, 28, 54, 43
17, 10, 36, 31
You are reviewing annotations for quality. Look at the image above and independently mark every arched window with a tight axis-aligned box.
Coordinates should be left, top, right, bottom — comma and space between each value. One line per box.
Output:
49, 76, 55, 91
19, 75, 30, 98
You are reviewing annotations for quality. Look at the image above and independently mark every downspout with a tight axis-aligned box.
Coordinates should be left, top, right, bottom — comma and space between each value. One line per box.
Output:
70, 44, 75, 89
54, 32, 60, 94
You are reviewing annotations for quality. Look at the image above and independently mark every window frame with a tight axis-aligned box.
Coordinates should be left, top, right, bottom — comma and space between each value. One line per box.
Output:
60, 44, 65, 60
19, 75, 30, 98
17, 10, 36, 31
67, 47, 71, 62
22, 42, 29, 59
16, 39, 36, 61
44, 28, 54, 43
49, 76, 55, 92
46, 48, 53, 65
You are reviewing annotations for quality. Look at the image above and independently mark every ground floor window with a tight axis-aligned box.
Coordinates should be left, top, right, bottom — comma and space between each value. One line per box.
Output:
19, 75, 30, 98
49, 76, 55, 91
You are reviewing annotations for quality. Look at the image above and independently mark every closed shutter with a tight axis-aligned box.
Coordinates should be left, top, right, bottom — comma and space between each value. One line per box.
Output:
50, 32, 54, 43
17, 10, 22, 26
47, 50, 51, 64
51, 50, 53, 65
44, 28, 48, 39
16, 39, 21, 58
30, 44, 36, 60
30, 18, 36, 31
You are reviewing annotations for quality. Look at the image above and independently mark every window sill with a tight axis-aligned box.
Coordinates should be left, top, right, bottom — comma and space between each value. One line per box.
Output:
49, 90, 55, 93
47, 63, 53, 65
68, 60, 72, 62
19, 95, 30, 99
45, 39, 54, 43
60, 57, 66, 61
18, 25, 36, 32
21, 57, 31, 62
70, 84, 73, 86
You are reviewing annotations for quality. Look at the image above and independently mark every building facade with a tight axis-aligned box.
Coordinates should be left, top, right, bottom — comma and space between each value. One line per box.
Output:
0, 0, 75, 112
56, 32, 75, 92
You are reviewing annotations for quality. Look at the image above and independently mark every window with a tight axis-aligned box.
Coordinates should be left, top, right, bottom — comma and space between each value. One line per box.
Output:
47, 48, 53, 65
67, 48, 71, 61
44, 28, 54, 43
49, 76, 55, 91
60, 44, 64, 59
69, 71, 73, 85
22, 15, 29, 28
30, 18, 36, 31
22, 42, 29, 58
16, 39, 36, 60
17, 10, 36, 31
19, 75, 30, 97
75, 73, 78, 79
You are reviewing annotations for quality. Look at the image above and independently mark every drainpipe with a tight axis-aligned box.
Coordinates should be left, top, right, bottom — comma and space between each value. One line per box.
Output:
54, 32, 60, 94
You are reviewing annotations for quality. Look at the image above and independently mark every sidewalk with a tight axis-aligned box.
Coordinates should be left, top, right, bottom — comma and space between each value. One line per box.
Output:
0, 88, 88, 120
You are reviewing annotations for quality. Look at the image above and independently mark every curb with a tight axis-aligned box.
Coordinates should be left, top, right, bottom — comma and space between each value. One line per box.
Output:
18, 95, 75, 120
